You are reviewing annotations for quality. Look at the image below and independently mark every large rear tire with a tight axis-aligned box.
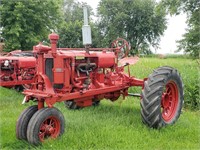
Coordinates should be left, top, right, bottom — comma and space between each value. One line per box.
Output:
16, 105, 38, 140
141, 66, 183, 128
27, 107, 65, 145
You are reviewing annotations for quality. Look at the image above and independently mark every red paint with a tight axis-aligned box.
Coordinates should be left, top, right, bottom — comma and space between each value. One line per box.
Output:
22, 33, 145, 110
119, 56, 139, 66
97, 52, 115, 68
0, 53, 36, 87
161, 81, 179, 122
39, 116, 61, 142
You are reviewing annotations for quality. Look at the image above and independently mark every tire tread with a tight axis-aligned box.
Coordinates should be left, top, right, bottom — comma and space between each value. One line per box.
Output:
141, 66, 183, 128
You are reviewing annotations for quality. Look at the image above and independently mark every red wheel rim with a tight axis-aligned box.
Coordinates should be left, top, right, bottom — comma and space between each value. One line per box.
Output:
38, 116, 60, 142
161, 81, 179, 122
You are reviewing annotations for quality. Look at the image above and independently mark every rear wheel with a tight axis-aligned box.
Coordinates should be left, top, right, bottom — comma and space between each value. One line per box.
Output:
64, 100, 80, 109
27, 107, 65, 145
141, 66, 183, 128
16, 105, 38, 140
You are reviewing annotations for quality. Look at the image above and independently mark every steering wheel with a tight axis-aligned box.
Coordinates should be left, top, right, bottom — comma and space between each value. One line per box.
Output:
111, 38, 131, 59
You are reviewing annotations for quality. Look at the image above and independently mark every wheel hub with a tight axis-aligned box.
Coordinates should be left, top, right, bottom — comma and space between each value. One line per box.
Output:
39, 117, 60, 141
162, 93, 170, 109
161, 81, 179, 122
44, 125, 55, 135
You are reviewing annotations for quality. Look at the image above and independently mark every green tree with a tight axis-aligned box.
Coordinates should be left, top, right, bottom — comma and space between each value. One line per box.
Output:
97, 0, 167, 54
58, 0, 83, 48
0, 0, 63, 51
59, 21, 83, 48
58, 0, 94, 48
63, 0, 84, 22
160, 0, 200, 58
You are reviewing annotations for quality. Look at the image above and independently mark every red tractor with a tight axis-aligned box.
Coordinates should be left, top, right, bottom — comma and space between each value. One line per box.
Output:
0, 50, 36, 90
16, 7, 183, 145
16, 33, 183, 145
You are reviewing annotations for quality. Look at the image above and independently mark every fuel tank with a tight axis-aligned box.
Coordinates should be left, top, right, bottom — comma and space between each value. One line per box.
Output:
58, 50, 116, 68
96, 52, 115, 68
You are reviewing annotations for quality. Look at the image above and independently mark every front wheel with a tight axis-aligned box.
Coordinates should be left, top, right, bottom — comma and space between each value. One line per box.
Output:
141, 66, 183, 128
16, 105, 38, 140
27, 107, 65, 145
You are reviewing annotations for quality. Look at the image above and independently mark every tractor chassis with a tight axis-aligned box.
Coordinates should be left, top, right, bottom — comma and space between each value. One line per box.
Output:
16, 33, 183, 145
23, 76, 144, 109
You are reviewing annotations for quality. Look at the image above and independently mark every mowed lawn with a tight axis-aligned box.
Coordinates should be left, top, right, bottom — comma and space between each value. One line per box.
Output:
0, 57, 199, 150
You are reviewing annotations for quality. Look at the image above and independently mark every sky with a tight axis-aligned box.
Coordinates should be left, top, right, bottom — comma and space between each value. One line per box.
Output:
78, 0, 187, 54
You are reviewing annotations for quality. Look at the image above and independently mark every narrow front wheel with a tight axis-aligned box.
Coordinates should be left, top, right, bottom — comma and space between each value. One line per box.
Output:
27, 107, 65, 145
16, 105, 38, 140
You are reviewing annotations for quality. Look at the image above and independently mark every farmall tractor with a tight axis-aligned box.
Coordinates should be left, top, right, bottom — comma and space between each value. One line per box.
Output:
0, 50, 36, 90
16, 7, 183, 145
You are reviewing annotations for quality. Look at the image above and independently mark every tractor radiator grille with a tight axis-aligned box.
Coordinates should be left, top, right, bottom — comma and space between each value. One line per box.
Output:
45, 58, 53, 82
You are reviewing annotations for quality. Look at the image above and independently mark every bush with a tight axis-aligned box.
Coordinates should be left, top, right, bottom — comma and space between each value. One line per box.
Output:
181, 62, 200, 109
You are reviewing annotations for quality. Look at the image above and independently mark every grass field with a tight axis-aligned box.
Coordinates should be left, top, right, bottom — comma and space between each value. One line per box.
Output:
0, 57, 199, 149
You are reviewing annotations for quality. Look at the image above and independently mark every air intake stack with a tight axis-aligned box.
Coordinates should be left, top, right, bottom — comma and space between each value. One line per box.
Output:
82, 6, 92, 46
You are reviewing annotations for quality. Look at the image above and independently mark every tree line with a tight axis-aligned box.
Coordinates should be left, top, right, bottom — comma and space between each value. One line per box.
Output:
0, 0, 199, 57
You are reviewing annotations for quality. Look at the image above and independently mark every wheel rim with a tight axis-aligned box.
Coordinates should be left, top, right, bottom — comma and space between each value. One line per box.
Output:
39, 116, 60, 142
161, 81, 179, 122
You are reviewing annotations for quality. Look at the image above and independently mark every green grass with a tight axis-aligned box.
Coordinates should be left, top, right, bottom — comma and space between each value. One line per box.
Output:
0, 57, 200, 149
